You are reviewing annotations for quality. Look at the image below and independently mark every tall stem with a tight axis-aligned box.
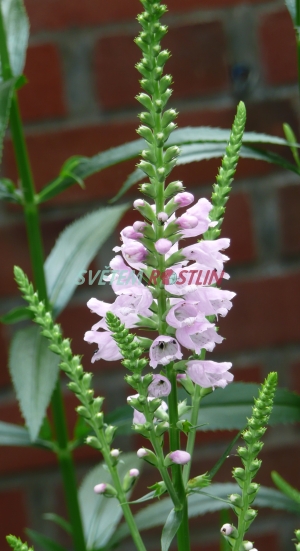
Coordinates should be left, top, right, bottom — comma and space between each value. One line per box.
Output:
0, 8, 86, 551
183, 384, 202, 486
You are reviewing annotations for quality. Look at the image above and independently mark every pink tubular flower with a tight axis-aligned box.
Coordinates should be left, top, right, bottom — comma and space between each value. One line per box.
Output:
94, 483, 107, 494
176, 322, 223, 354
179, 198, 212, 238
155, 238, 173, 254
149, 336, 183, 368
173, 192, 194, 208
187, 360, 233, 389
169, 450, 191, 465
84, 330, 123, 362
166, 300, 208, 329
182, 239, 230, 271
148, 374, 171, 397
133, 220, 147, 232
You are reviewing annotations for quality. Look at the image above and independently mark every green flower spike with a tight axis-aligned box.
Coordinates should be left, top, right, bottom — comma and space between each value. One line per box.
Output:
224, 372, 277, 551
204, 101, 246, 240
6, 536, 33, 551
106, 311, 148, 373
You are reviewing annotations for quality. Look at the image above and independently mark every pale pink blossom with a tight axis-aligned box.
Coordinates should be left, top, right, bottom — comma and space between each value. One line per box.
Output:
149, 336, 183, 368
137, 448, 148, 458
110, 449, 120, 457
123, 241, 148, 264
84, 330, 123, 362
155, 238, 173, 254
148, 374, 171, 397
166, 300, 208, 329
182, 239, 230, 272
176, 323, 223, 353
187, 360, 233, 389
220, 524, 235, 536
169, 450, 191, 465
179, 198, 212, 238
121, 226, 143, 241
133, 221, 147, 232
185, 286, 235, 317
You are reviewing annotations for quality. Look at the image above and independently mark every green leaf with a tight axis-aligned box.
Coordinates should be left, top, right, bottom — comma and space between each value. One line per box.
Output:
271, 471, 300, 504
0, 177, 20, 202
43, 513, 72, 535
110, 483, 300, 545
44, 204, 128, 316
283, 123, 300, 168
37, 127, 296, 203
25, 529, 67, 551
285, 0, 296, 21
0, 0, 29, 77
0, 420, 51, 447
208, 430, 242, 479
9, 326, 60, 441
161, 508, 183, 551
197, 383, 300, 431
0, 78, 17, 164
110, 142, 300, 202
0, 305, 32, 324
78, 452, 142, 550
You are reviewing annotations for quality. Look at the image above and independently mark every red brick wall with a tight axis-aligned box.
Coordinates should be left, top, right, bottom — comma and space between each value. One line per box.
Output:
0, 0, 299, 550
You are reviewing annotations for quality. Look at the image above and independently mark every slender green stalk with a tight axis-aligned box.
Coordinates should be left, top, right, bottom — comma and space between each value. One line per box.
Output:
182, 384, 202, 486
167, 366, 190, 551
14, 269, 147, 551
0, 8, 86, 551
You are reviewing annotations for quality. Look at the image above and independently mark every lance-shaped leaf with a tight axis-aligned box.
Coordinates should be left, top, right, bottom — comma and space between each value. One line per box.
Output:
161, 509, 183, 551
197, 383, 300, 431
109, 483, 300, 546
44, 204, 128, 316
37, 127, 297, 203
78, 452, 141, 550
0, 0, 29, 78
271, 471, 300, 504
25, 530, 67, 551
0, 305, 32, 324
285, 0, 296, 21
110, 142, 300, 203
9, 326, 60, 441
0, 420, 51, 448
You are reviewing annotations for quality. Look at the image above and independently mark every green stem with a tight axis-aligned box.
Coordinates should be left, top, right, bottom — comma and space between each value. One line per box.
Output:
182, 384, 202, 486
0, 8, 86, 551
167, 367, 191, 551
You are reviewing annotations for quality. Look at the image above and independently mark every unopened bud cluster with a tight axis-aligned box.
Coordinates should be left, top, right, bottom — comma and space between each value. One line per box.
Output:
223, 372, 277, 551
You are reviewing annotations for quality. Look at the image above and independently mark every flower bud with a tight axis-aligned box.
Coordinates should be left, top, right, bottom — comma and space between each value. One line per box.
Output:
174, 192, 194, 207
94, 483, 117, 497
155, 238, 173, 254
220, 524, 235, 536
110, 449, 120, 458
177, 214, 198, 229
157, 212, 168, 222
165, 450, 191, 466
187, 473, 211, 490
137, 447, 158, 466
85, 436, 102, 450
155, 421, 169, 436
243, 542, 254, 550
105, 425, 117, 444
164, 181, 184, 198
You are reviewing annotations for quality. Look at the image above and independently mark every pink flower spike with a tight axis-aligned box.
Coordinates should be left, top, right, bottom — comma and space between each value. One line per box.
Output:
129, 468, 140, 477
169, 450, 191, 465
157, 212, 168, 222
148, 374, 171, 397
94, 483, 107, 494
155, 238, 173, 254
177, 214, 198, 229
137, 448, 148, 458
173, 192, 194, 207
134, 199, 145, 208
149, 336, 183, 368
